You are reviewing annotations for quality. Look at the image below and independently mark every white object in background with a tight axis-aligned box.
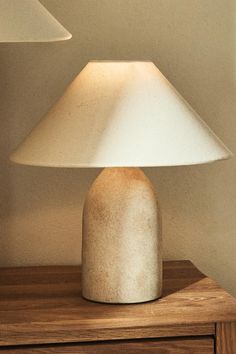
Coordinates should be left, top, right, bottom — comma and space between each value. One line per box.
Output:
10, 61, 233, 304
0, 0, 71, 42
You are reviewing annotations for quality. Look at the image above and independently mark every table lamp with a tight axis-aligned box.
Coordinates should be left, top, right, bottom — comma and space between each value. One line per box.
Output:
0, 0, 71, 42
10, 61, 232, 304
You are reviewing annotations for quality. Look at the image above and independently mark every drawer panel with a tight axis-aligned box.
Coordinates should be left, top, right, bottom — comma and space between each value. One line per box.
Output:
1, 337, 214, 353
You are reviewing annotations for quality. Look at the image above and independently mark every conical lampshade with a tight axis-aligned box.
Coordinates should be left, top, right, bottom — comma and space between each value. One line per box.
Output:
10, 61, 232, 167
0, 0, 71, 42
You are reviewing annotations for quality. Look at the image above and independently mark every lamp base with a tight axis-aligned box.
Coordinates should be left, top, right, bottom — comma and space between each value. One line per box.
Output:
82, 167, 162, 304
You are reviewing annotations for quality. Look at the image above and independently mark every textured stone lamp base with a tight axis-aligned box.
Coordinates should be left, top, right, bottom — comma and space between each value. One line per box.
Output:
82, 168, 162, 304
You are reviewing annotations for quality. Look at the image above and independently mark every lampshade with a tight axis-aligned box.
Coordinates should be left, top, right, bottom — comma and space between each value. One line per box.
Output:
0, 0, 71, 42
10, 61, 232, 167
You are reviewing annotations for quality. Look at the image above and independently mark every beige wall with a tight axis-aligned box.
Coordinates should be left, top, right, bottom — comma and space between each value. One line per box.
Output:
0, 0, 236, 296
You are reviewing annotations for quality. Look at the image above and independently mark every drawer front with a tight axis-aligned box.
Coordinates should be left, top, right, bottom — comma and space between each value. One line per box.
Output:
1, 338, 214, 353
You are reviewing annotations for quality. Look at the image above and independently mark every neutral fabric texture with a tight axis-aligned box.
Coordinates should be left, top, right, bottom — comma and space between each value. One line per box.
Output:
10, 61, 231, 167
0, 0, 71, 42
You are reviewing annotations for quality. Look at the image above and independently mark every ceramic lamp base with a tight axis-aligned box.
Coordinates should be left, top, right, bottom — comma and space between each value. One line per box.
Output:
82, 167, 162, 304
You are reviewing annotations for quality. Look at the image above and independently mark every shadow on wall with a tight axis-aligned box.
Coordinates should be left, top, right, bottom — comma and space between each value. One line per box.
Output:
0, 0, 235, 296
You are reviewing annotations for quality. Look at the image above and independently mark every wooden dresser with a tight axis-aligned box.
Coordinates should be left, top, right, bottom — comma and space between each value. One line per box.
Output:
0, 260, 236, 353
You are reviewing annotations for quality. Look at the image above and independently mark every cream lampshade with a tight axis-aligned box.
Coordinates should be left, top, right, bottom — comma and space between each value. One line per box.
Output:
10, 61, 232, 304
0, 0, 71, 42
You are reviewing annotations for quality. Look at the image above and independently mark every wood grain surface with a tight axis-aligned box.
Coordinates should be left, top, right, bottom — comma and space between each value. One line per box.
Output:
0, 338, 214, 354
216, 322, 236, 354
0, 261, 235, 347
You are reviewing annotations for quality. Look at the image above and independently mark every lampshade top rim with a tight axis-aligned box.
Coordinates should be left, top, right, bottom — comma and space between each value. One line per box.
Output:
89, 60, 154, 63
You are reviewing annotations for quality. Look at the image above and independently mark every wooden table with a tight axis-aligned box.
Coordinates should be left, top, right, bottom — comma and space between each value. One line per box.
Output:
0, 260, 236, 353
